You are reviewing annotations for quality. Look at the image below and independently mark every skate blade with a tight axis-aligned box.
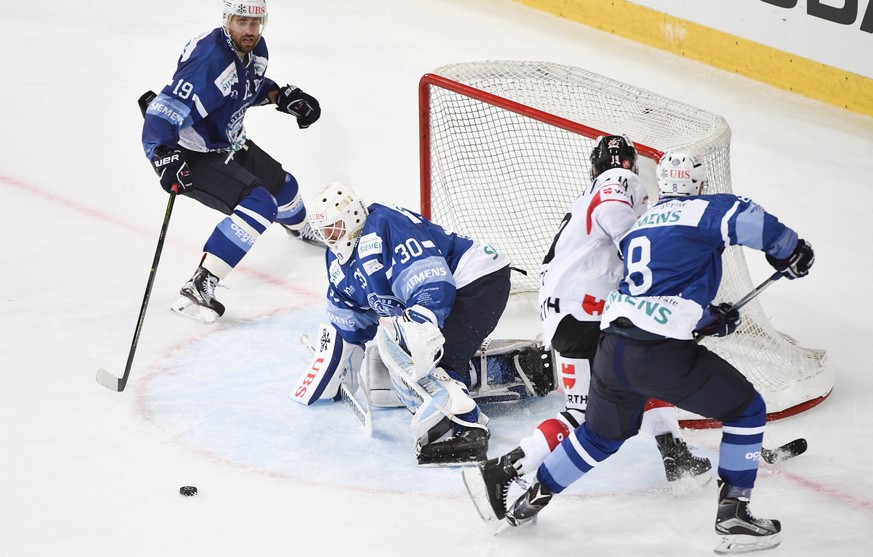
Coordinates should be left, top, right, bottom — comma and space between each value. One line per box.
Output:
171, 296, 220, 324
670, 470, 713, 497
461, 467, 499, 523
714, 533, 781, 554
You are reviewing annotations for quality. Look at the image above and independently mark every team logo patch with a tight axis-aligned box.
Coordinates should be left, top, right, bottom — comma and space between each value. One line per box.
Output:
562, 362, 576, 390
358, 233, 383, 258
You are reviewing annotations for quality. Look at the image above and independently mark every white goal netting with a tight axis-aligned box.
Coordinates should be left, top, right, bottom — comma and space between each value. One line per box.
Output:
419, 60, 832, 424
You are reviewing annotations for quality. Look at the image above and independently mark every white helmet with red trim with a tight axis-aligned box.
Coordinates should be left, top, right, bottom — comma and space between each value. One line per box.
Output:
222, 0, 268, 32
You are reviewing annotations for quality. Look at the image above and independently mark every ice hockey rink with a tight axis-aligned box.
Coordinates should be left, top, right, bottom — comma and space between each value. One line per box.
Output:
2, 0, 871, 555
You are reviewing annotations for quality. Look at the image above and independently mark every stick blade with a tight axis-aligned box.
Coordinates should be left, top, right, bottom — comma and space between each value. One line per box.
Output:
96, 368, 126, 392
762, 438, 807, 464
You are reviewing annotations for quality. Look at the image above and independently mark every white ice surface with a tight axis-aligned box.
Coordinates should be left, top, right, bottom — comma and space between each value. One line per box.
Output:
2, 1, 872, 556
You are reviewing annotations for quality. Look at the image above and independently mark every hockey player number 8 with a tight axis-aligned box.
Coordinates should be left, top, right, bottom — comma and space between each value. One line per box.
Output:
626, 236, 653, 295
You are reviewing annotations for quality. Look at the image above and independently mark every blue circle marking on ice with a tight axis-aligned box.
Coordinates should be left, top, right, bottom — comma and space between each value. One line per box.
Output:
141, 306, 689, 496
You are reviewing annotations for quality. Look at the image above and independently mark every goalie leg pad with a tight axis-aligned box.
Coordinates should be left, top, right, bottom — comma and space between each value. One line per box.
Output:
290, 324, 362, 405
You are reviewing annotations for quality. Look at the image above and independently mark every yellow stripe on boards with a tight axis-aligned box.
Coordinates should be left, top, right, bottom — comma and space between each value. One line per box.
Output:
514, 0, 873, 117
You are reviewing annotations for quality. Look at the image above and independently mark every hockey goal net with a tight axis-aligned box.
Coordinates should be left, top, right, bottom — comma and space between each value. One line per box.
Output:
419, 60, 832, 427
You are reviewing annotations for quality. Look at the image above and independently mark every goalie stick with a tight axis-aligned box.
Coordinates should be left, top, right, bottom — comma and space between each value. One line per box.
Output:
299, 334, 373, 436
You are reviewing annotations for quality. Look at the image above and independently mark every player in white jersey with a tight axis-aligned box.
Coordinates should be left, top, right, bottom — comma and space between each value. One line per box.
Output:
463, 137, 711, 523
501, 151, 815, 555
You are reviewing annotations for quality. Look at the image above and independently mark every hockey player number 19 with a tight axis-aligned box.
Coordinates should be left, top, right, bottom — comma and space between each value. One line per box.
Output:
626, 236, 653, 295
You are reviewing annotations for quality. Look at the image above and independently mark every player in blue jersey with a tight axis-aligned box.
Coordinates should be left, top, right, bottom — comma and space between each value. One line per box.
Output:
292, 183, 513, 465
141, 0, 322, 324
503, 151, 815, 554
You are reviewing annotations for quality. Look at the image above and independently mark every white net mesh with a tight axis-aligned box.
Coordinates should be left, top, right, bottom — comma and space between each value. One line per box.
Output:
421, 60, 831, 423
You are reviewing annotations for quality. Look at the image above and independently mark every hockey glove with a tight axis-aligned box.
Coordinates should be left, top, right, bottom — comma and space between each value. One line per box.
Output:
766, 238, 815, 280
275, 85, 321, 129
694, 303, 741, 339
150, 146, 193, 194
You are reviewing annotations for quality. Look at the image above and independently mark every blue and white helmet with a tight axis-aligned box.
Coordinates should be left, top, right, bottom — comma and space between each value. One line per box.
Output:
657, 151, 707, 198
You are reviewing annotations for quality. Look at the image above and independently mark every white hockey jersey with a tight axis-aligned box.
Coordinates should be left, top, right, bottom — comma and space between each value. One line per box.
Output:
539, 168, 648, 347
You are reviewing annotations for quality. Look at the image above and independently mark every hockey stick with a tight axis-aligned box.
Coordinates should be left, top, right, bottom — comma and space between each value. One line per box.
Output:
762, 438, 807, 464
694, 272, 782, 342
96, 90, 173, 391
96, 184, 178, 392
299, 334, 373, 435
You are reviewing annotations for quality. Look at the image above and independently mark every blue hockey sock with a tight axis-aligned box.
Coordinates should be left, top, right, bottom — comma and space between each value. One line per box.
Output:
202, 186, 277, 277
718, 392, 766, 490
275, 172, 306, 227
536, 424, 623, 493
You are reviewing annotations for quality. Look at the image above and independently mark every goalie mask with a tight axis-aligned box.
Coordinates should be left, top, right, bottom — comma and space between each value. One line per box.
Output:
309, 183, 369, 264
657, 151, 707, 198
590, 135, 638, 179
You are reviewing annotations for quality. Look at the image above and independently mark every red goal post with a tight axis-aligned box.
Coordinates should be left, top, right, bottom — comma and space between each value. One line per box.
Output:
418, 61, 832, 427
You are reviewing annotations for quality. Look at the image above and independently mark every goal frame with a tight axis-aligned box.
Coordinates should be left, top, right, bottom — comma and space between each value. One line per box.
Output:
418, 63, 832, 428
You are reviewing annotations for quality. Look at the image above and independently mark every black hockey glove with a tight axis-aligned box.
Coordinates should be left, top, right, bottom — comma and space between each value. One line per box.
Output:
694, 303, 741, 339
275, 85, 321, 128
766, 238, 815, 280
150, 146, 193, 194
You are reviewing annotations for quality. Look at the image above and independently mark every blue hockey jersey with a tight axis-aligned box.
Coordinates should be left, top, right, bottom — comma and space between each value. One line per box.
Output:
324, 203, 510, 346
600, 194, 799, 340
141, 28, 276, 159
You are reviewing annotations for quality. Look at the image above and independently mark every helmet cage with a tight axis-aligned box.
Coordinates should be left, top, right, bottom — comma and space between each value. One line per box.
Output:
308, 183, 368, 264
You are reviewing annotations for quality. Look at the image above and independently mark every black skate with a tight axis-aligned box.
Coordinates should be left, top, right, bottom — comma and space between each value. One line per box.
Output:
461, 447, 524, 522
281, 222, 324, 247
656, 433, 712, 495
416, 427, 488, 467
505, 482, 553, 527
171, 266, 225, 324
714, 482, 782, 554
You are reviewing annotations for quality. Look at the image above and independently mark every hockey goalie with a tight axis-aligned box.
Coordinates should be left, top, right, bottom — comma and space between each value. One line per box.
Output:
288, 183, 553, 466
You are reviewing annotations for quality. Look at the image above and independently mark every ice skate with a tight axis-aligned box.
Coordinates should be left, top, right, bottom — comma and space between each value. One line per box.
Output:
462, 447, 524, 522
281, 221, 324, 247
416, 426, 488, 467
714, 482, 781, 554
171, 266, 225, 324
656, 432, 712, 495
504, 481, 553, 527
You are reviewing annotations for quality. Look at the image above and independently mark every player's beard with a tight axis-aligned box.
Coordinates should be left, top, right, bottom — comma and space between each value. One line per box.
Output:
233, 33, 260, 54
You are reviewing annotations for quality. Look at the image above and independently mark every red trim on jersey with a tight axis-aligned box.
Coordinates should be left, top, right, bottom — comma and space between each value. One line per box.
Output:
586, 190, 632, 234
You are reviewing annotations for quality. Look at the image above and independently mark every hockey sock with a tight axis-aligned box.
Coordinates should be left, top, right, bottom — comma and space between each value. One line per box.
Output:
535, 423, 623, 494
639, 399, 682, 438
718, 392, 766, 490
517, 417, 571, 475
202, 186, 277, 278
274, 172, 306, 228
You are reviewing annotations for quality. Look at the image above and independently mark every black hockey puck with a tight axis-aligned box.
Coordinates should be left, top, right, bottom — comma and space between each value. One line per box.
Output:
179, 485, 198, 497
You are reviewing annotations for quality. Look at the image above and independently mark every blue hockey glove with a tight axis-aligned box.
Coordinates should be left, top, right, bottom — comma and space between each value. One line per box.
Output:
766, 239, 814, 280
150, 146, 193, 194
694, 303, 741, 339
276, 85, 321, 129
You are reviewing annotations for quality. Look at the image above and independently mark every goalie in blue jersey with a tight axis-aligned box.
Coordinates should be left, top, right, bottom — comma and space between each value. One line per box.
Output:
502, 151, 815, 555
289, 183, 533, 466
141, 0, 322, 324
